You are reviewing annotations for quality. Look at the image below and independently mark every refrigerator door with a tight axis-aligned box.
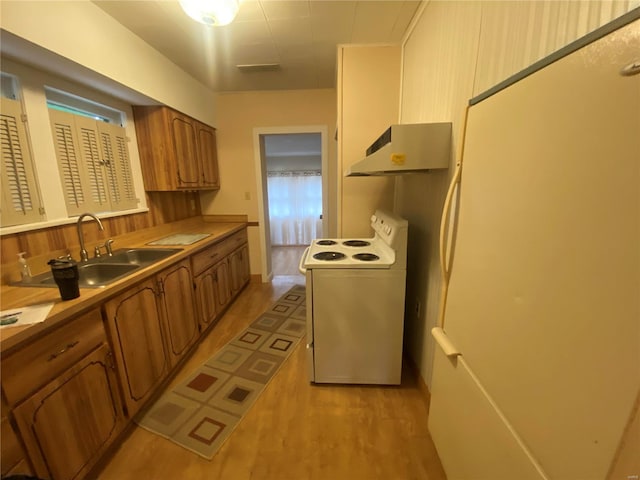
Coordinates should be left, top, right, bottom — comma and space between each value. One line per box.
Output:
429, 349, 545, 479
431, 18, 640, 479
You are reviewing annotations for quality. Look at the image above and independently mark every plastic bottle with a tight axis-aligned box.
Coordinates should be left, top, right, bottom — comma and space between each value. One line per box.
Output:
18, 252, 32, 283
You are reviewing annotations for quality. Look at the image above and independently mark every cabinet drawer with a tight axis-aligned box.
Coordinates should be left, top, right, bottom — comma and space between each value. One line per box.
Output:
225, 228, 248, 254
191, 229, 247, 276
192, 242, 227, 276
1, 308, 106, 405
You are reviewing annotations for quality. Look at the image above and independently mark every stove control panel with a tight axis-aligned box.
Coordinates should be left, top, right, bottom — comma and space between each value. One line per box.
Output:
370, 210, 408, 250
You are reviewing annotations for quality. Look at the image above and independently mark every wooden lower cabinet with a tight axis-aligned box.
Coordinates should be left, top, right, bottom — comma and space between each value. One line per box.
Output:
103, 278, 169, 417
0, 228, 249, 480
229, 244, 250, 295
194, 265, 218, 331
158, 259, 199, 367
104, 260, 197, 416
12, 344, 125, 480
194, 259, 231, 332
1, 397, 33, 478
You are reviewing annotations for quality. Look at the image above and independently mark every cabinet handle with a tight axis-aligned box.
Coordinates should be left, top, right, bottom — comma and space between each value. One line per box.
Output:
106, 350, 116, 370
210, 253, 219, 259
47, 341, 79, 361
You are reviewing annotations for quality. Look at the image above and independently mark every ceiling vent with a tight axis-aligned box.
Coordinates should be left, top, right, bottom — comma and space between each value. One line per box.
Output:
236, 63, 281, 73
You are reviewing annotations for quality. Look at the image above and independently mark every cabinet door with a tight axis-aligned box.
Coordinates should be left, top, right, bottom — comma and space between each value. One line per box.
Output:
1, 397, 32, 478
103, 278, 168, 417
158, 259, 199, 367
214, 259, 232, 311
194, 267, 218, 332
196, 122, 220, 189
229, 244, 250, 294
13, 344, 125, 480
169, 111, 200, 188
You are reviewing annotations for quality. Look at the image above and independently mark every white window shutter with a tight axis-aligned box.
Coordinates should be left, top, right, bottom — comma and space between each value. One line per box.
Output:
75, 116, 110, 209
97, 122, 137, 210
0, 97, 43, 226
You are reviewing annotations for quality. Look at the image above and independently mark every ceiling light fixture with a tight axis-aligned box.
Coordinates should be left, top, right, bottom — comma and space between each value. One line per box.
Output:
179, 0, 240, 27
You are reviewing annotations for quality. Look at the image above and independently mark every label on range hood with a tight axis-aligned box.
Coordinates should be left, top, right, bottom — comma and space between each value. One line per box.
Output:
391, 153, 406, 165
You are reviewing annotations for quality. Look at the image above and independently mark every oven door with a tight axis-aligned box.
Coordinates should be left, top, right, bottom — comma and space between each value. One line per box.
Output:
310, 268, 405, 384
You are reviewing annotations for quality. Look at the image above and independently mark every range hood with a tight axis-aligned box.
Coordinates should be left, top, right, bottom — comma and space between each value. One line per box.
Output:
346, 122, 452, 176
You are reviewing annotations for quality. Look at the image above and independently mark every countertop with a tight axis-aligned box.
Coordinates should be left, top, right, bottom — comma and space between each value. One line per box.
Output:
0, 217, 247, 353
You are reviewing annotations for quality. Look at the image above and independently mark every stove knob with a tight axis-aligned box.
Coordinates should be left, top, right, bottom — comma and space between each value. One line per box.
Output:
385, 226, 392, 235
370, 214, 377, 224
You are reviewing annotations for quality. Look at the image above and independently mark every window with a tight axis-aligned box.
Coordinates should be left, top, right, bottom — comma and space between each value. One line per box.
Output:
0, 61, 145, 233
46, 86, 123, 124
267, 171, 322, 246
0, 73, 44, 226
49, 109, 137, 215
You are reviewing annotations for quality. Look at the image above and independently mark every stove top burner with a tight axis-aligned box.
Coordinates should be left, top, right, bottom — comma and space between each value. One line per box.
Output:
316, 239, 338, 246
353, 253, 380, 262
343, 240, 371, 247
313, 251, 346, 261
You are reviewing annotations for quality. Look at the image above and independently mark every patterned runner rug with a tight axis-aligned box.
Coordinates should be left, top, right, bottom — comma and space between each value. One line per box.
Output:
135, 285, 306, 459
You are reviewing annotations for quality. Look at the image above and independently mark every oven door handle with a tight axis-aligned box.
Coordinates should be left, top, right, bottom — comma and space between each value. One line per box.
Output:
298, 246, 310, 274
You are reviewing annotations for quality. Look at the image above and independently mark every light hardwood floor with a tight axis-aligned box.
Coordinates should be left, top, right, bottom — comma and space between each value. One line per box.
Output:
97, 276, 446, 480
271, 245, 307, 277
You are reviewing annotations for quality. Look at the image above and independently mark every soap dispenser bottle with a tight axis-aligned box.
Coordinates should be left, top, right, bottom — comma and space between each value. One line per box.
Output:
18, 252, 32, 283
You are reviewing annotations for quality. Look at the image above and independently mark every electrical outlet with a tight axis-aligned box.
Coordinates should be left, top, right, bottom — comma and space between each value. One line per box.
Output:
415, 300, 421, 318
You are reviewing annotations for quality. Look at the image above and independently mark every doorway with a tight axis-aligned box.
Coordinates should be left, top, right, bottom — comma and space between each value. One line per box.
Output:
253, 126, 329, 282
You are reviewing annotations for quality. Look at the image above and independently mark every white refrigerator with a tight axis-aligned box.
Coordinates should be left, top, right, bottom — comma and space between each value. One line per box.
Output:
428, 14, 640, 480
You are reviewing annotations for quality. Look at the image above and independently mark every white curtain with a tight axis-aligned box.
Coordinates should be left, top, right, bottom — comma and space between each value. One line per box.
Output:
268, 171, 322, 246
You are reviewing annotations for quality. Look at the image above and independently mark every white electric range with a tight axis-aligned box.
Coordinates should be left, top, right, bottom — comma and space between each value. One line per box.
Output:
298, 210, 408, 384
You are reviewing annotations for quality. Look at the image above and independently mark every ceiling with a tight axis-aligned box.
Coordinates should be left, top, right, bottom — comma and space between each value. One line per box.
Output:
93, 0, 422, 93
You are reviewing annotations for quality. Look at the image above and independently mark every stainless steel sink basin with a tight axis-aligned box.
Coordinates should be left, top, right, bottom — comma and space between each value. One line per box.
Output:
13, 247, 183, 288
105, 248, 183, 266
38, 263, 140, 288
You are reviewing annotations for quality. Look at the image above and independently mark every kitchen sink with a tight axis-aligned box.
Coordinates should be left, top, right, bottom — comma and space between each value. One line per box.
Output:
39, 263, 140, 288
12, 247, 183, 288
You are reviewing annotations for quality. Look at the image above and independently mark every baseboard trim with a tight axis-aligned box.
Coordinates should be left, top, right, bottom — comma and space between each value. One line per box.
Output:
250, 274, 262, 283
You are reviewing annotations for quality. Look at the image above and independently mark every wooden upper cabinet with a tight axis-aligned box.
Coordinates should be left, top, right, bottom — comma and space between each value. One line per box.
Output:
196, 121, 220, 188
132, 106, 220, 191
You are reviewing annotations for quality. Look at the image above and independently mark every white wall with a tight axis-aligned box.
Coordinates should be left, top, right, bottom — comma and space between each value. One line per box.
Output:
0, 0, 217, 126
201, 89, 337, 277
398, 0, 640, 389
338, 45, 401, 237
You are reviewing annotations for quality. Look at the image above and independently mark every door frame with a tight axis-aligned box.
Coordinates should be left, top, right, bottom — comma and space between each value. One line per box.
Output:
253, 125, 329, 282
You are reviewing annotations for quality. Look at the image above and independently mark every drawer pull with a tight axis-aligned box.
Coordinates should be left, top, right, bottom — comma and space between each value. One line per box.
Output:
47, 341, 79, 361
210, 253, 219, 259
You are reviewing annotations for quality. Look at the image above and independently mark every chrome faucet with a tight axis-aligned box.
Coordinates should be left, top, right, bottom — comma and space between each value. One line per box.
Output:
77, 213, 104, 262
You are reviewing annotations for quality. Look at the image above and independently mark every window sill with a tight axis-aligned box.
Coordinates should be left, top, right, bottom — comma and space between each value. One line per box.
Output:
0, 208, 150, 236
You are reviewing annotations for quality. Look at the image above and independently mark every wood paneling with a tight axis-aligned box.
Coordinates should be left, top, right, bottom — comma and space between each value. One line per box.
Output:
1, 191, 200, 284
